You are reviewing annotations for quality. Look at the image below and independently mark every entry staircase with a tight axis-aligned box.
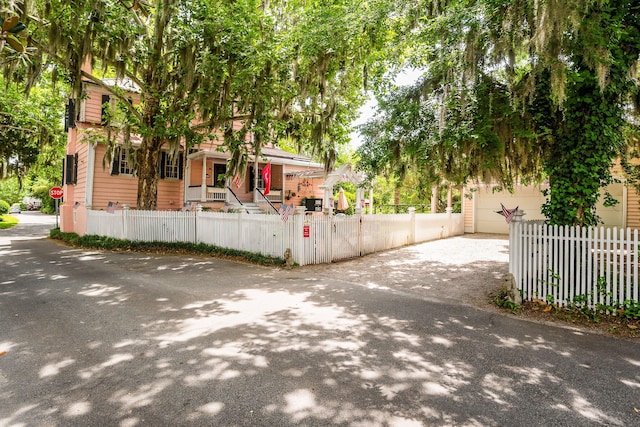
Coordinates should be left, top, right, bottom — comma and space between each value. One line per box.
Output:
243, 203, 268, 214
225, 202, 276, 214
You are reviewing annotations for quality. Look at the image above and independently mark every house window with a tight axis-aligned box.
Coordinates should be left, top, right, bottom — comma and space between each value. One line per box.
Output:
164, 154, 179, 179
101, 94, 111, 125
118, 150, 133, 175
159, 151, 183, 180
213, 163, 227, 187
110, 147, 134, 176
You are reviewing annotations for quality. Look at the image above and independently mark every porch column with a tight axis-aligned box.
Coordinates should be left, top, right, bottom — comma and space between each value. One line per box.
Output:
355, 188, 364, 214
85, 142, 95, 208
323, 186, 333, 215
184, 157, 191, 202
201, 157, 207, 202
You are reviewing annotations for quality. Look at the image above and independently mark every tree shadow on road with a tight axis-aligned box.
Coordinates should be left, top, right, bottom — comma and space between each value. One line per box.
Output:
1, 242, 639, 426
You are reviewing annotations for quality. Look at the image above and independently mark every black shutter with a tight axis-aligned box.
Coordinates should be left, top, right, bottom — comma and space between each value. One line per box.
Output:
111, 147, 121, 175
249, 167, 255, 191
65, 154, 75, 184
101, 95, 110, 125
65, 99, 76, 131
178, 153, 184, 180
73, 153, 78, 184
159, 152, 166, 179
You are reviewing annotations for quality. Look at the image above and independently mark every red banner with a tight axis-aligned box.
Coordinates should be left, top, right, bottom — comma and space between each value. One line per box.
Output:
261, 162, 271, 195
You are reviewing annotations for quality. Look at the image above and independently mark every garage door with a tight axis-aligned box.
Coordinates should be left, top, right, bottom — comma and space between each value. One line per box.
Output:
472, 184, 625, 234
473, 185, 547, 234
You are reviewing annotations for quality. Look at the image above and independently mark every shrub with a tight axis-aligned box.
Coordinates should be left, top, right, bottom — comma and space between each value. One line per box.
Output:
31, 184, 56, 213
49, 229, 287, 267
0, 200, 9, 215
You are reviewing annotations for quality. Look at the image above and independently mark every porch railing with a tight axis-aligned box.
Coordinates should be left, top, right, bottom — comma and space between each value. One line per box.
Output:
186, 186, 226, 202
256, 188, 279, 214
255, 188, 282, 203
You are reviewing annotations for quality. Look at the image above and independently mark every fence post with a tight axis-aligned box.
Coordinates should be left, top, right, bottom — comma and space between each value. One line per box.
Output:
294, 206, 306, 265
122, 204, 130, 240
508, 209, 525, 287
445, 206, 453, 237
195, 204, 202, 244
408, 207, 416, 244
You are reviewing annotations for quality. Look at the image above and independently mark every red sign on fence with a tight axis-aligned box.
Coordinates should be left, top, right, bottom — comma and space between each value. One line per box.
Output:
49, 186, 64, 199
303, 225, 310, 238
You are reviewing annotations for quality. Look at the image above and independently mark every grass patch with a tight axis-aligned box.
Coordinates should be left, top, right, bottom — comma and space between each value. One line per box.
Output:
0, 215, 19, 229
49, 228, 286, 267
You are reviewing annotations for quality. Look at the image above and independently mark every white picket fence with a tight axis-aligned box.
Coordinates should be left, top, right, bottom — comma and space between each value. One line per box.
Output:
85, 209, 463, 266
509, 221, 639, 309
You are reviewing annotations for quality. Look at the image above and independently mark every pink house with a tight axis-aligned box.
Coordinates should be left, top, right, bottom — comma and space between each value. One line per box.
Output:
59, 78, 328, 235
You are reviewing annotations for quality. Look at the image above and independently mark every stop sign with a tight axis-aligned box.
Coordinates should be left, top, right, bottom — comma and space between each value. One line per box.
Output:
49, 186, 64, 199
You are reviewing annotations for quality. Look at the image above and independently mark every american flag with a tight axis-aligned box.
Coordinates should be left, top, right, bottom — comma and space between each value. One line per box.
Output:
279, 203, 294, 222
233, 175, 242, 189
107, 201, 119, 214
498, 203, 518, 224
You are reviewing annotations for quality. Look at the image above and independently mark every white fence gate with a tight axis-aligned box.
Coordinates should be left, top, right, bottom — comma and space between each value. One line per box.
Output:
509, 221, 639, 308
86, 209, 464, 266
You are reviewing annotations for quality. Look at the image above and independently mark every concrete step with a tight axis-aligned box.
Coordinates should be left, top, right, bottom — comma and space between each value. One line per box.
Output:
243, 203, 265, 214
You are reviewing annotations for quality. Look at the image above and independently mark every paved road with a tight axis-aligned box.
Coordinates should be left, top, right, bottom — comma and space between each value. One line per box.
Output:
0, 211, 57, 243
1, 217, 639, 426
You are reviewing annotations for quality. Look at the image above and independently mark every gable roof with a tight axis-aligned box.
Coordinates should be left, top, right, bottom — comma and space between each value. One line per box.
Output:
319, 164, 365, 189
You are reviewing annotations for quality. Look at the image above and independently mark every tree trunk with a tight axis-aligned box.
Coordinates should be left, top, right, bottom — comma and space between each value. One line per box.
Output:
431, 185, 438, 214
394, 188, 400, 213
136, 135, 163, 210
137, 68, 163, 210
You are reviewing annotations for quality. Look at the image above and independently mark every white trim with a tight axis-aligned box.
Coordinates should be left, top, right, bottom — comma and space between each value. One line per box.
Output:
85, 143, 95, 207
79, 98, 86, 122
186, 149, 322, 168
622, 182, 628, 229
184, 157, 191, 204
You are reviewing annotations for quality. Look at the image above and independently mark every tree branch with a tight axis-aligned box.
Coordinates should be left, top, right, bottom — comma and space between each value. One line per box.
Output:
190, 114, 254, 131
78, 70, 144, 122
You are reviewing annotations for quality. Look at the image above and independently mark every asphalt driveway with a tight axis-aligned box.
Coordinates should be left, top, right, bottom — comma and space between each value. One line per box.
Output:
300, 233, 510, 308
1, 216, 639, 426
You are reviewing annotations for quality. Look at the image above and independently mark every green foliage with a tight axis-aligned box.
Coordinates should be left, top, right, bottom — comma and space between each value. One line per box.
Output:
0, 199, 9, 214
49, 229, 286, 267
494, 288, 520, 313
0, 177, 23, 205
357, 0, 640, 227
22, 0, 393, 209
540, 66, 627, 226
0, 74, 66, 186
539, 275, 640, 322
30, 182, 56, 213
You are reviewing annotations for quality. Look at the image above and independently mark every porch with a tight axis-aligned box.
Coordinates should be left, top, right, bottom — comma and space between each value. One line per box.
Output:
185, 186, 282, 204
185, 150, 283, 206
